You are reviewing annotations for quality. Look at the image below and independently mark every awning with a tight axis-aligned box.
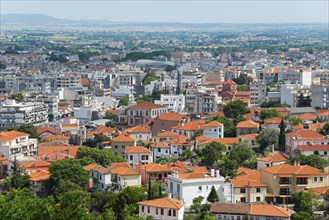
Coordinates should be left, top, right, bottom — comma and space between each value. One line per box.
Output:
278, 175, 292, 177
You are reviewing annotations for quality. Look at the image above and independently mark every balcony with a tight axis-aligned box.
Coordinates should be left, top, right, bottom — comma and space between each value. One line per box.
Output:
279, 188, 291, 196
279, 177, 291, 185
296, 178, 308, 185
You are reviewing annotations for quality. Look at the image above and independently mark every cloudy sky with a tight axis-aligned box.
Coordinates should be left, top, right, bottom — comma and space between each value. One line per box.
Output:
1, 0, 328, 23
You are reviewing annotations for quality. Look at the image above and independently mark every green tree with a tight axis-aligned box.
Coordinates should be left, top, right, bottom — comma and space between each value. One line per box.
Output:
142, 72, 160, 85
3, 156, 29, 190
200, 142, 226, 167
292, 211, 312, 220
76, 146, 125, 167
320, 123, 329, 136
105, 121, 115, 128
119, 97, 129, 106
192, 129, 203, 139
207, 186, 219, 203
286, 154, 329, 170
229, 141, 256, 165
103, 112, 116, 120
237, 85, 247, 91
297, 93, 312, 107
13, 124, 38, 138
232, 73, 248, 85
180, 149, 194, 161
190, 196, 204, 214
217, 157, 238, 178
259, 109, 281, 120
289, 116, 303, 126
256, 128, 279, 151
223, 100, 250, 120
137, 139, 145, 146
8, 93, 24, 102
291, 190, 320, 216
48, 159, 89, 194
278, 118, 286, 152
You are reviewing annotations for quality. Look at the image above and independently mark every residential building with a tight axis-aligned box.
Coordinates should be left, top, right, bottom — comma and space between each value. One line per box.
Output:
111, 133, 136, 156
151, 113, 186, 136
279, 68, 312, 86
249, 80, 267, 107
137, 163, 172, 185
167, 170, 233, 210
0, 131, 38, 161
137, 197, 184, 220
124, 126, 152, 142
168, 135, 194, 157
311, 83, 329, 109
236, 120, 259, 137
210, 203, 291, 220
150, 142, 171, 161
171, 121, 204, 138
0, 99, 48, 129
264, 117, 291, 132
126, 102, 168, 126
256, 154, 288, 170
29, 170, 50, 196
203, 121, 224, 138
154, 94, 185, 113
260, 164, 329, 204
56, 75, 82, 88
125, 146, 153, 169
297, 145, 329, 158
185, 88, 219, 114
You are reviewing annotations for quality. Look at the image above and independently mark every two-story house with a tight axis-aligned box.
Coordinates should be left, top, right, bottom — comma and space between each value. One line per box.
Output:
203, 121, 224, 138
236, 120, 259, 137
171, 121, 205, 138
125, 146, 153, 169
168, 135, 194, 157
167, 169, 233, 210
111, 133, 136, 156
137, 163, 172, 185
151, 112, 187, 136
124, 126, 152, 142
150, 142, 171, 161
260, 164, 329, 204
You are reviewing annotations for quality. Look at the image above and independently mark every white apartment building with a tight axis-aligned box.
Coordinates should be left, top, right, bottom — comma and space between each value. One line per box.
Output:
203, 121, 224, 138
312, 69, 329, 84
279, 69, 312, 86
154, 94, 185, 113
125, 146, 153, 169
0, 99, 48, 130
185, 88, 220, 114
249, 80, 267, 107
0, 130, 38, 161
167, 169, 233, 210
56, 75, 82, 88
311, 83, 329, 109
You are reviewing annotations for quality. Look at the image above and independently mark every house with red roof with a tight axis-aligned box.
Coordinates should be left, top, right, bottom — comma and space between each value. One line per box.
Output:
256, 153, 288, 170
151, 112, 187, 136
264, 117, 291, 131
111, 133, 136, 156
126, 102, 168, 126
125, 146, 153, 169
236, 120, 259, 137
149, 142, 171, 161
124, 125, 152, 142
203, 121, 224, 138
171, 121, 205, 138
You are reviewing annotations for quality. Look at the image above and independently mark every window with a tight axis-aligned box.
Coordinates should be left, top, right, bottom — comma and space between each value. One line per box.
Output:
161, 209, 164, 215
173, 210, 176, 217
320, 177, 324, 182
122, 145, 125, 149
240, 197, 246, 203
142, 206, 144, 212
206, 186, 209, 190
313, 177, 318, 182
198, 186, 202, 191
115, 145, 118, 148
158, 148, 161, 152
156, 208, 158, 215
256, 197, 261, 202
240, 188, 246, 193
147, 206, 150, 213
130, 155, 133, 160
99, 175, 102, 180
256, 188, 261, 193
168, 209, 171, 216
237, 216, 241, 220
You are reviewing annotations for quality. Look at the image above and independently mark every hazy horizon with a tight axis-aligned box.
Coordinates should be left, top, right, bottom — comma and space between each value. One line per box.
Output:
1, 1, 328, 24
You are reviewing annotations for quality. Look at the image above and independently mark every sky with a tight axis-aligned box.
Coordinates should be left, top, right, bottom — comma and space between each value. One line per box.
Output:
1, 0, 328, 23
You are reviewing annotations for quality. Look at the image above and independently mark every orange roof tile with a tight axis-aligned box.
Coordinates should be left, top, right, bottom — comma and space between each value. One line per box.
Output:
196, 135, 210, 142
156, 131, 179, 138
178, 172, 214, 179
20, 160, 49, 169
38, 145, 80, 157
128, 102, 165, 109
152, 142, 170, 149
240, 133, 258, 139
172, 121, 205, 131
297, 113, 317, 120
158, 112, 185, 121
249, 204, 291, 217
297, 145, 329, 151
110, 166, 140, 176
236, 120, 259, 129
137, 197, 183, 209
307, 186, 329, 195
286, 129, 324, 139
257, 154, 288, 163
230, 179, 267, 188
140, 163, 172, 173
112, 133, 136, 142
224, 80, 237, 85
61, 123, 78, 128
83, 164, 99, 171
81, 78, 90, 86
261, 164, 326, 175
37, 126, 60, 135
29, 171, 50, 182
125, 126, 151, 133
205, 121, 223, 127
264, 117, 285, 124
41, 135, 70, 141
96, 125, 117, 133
0, 131, 29, 141
192, 166, 208, 173
168, 135, 194, 146
125, 146, 151, 154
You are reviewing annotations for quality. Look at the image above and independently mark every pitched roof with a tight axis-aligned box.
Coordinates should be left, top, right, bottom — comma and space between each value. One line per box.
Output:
137, 197, 183, 210
205, 121, 223, 127
0, 131, 29, 141
139, 163, 172, 173
128, 102, 165, 109
110, 166, 140, 176
224, 80, 237, 85
83, 164, 100, 171
307, 186, 329, 195
249, 204, 290, 217
156, 131, 179, 138
264, 117, 286, 124
240, 133, 258, 139
261, 164, 326, 175
112, 133, 136, 142
125, 146, 151, 154
29, 171, 50, 182
230, 179, 267, 188
192, 166, 208, 173
297, 145, 329, 151
158, 112, 185, 121
20, 160, 49, 169
38, 145, 80, 157
41, 135, 70, 141
124, 126, 151, 133
178, 172, 214, 179
168, 135, 194, 146
210, 203, 249, 214
37, 126, 59, 135
286, 129, 324, 140
151, 142, 170, 149
96, 125, 117, 133
172, 121, 205, 131
297, 113, 317, 120
257, 154, 288, 163
236, 120, 259, 129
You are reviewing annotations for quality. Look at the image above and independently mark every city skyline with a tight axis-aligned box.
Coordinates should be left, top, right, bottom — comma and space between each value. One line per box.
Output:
1, 0, 328, 24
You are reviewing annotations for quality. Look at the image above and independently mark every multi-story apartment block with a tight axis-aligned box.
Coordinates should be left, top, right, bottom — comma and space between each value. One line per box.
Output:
185, 88, 219, 114
167, 170, 233, 210
35, 96, 59, 121
278, 68, 312, 86
56, 75, 82, 88
126, 102, 168, 126
260, 164, 329, 204
0, 99, 48, 130
154, 94, 185, 113
312, 69, 329, 84
249, 80, 267, 107
0, 130, 38, 160
311, 83, 329, 109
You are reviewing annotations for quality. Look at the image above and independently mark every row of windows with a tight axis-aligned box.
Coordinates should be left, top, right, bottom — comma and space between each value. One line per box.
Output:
129, 155, 150, 160
239, 188, 261, 194
141, 206, 177, 216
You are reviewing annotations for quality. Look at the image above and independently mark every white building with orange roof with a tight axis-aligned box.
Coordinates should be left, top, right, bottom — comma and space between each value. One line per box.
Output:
167, 169, 233, 210
236, 120, 259, 137
264, 117, 291, 131
168, 135, 194, 157
125, 146, 153, 169
203, 121, 224, 138
111, 132, 136, 156
0, 130, 38, 161
124, 125, 152, 142
171, 120, 205, 138
285, 129, 328, 154
137, 163, 172, 185
29, 170, 50, 196
151, 142, 171, 160
153, 131, 180, 143
257, 153, 288, 170
137, 197, 185, 220
260, 164, 329, 204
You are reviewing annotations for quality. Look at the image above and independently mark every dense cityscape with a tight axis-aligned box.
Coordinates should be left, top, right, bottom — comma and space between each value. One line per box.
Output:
0, 4, 329, 220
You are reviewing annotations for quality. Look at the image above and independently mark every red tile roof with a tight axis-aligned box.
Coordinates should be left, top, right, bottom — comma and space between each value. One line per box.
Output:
0, 131, 29, 141
286, 129, 324, 139
137, 197, 183, 209
125, 146, 151, 154
158, 112, 185, 121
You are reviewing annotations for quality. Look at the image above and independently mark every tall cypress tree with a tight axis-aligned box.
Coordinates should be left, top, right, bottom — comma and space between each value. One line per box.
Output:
278, 118, 286, 152
147, 175, 152, 200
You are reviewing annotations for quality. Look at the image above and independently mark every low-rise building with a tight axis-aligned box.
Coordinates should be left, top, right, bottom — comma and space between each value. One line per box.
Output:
137, 197, 185, 220
150, 142, 171, 161
257, 154, 288, 170
264, 117, 291, 132
125, 146, 153, 169
137, 163, 172, 185
203, 121, 224, 138
124, 126, 152, 142
111, 133, 136, 156
29, 170, 50, 196
236, 120, 259, 137
154, 94, 185, 113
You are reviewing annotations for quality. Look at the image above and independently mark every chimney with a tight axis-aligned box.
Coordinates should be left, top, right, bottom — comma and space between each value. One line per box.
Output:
294, 161, 297, 166
297, 161, 300, 166
168, 193, 172, 198
216, 170, 220, 177
211, 169, 215, 177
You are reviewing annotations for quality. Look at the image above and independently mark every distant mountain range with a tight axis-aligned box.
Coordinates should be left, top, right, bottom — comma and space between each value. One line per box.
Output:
1, 13, 327, 31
